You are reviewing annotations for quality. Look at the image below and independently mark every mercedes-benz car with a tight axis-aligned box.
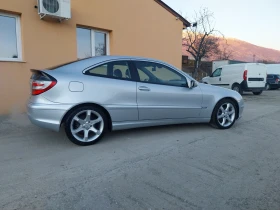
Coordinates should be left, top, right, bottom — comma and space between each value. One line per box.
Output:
27, 56, 244, 146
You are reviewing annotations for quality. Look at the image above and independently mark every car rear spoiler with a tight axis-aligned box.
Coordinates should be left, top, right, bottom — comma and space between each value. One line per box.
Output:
30, 69, 42, 73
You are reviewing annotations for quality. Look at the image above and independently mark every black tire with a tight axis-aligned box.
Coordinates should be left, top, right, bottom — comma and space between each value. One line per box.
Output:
211, 99, 237, 129
253, 91, 262, 95
65, 106, 108, 146
232, 83, 243, 95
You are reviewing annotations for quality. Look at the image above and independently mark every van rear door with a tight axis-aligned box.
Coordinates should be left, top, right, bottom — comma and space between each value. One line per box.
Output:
246, 64, 266, 88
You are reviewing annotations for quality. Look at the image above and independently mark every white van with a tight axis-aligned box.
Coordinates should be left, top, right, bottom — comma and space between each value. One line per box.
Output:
267, 64, 280, 74
202, 63, 267, 95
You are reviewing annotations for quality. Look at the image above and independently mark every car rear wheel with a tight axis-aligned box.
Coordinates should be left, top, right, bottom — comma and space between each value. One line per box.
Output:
266, 84, 270, 90
253, 91, 262, 95
211, 99, 237, 129
232, 84, 243, 95
65, 106, 108, 146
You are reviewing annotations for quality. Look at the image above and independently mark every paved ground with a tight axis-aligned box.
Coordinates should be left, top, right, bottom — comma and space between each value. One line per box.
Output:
1, 90, 280, 210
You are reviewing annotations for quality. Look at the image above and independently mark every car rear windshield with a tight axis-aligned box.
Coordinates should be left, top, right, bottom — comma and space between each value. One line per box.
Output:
267, 75, 274, 79
46, 57, 91, 70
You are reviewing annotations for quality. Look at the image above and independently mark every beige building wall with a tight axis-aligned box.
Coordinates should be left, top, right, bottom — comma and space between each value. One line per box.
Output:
0, 0, 184, 114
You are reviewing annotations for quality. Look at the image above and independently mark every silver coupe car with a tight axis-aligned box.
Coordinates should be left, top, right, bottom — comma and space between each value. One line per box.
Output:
28, 56, 244, 146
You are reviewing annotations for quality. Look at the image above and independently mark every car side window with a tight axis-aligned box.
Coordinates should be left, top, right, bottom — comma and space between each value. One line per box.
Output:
212, 68, 222, 77
138, 69, 150, 81
88, 64, 108, 76
86, 61, 132, 80
134, 61, 186, 87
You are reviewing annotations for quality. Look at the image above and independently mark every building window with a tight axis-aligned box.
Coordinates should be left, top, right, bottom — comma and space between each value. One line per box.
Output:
76, 27, 109, 59
0, 13, 22, 61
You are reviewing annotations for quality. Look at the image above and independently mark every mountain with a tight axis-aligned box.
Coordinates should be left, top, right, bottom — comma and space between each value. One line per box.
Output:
182, 37, 280, 63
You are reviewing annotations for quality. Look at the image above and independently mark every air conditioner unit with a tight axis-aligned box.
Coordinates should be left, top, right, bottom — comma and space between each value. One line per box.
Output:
38, 0, 71, 20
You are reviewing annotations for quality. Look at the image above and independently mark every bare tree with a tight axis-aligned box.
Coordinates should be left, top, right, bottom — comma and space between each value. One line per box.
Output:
216, 39, 233, 60
182, 8, 221, 78
256, 59, 278, 64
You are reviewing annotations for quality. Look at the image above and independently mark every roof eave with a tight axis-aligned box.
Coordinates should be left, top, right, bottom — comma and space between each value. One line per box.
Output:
154, 0, 191, 28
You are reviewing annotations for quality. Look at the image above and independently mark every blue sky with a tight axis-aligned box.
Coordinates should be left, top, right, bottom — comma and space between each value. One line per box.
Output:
163, 0, 280, 51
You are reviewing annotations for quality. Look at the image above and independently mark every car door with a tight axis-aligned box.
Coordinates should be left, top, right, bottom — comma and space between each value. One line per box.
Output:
133, 60, 203, 121
84, 60, 138, 122
208, 68, 222, 86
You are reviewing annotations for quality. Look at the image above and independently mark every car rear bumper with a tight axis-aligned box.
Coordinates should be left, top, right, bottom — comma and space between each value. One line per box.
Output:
268, 83, 280, 88
241, 81, 265, 92
27, 102, 70, 132
270, 84, 280, 88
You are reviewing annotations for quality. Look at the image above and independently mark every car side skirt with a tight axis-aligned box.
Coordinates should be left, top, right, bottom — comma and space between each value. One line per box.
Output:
112, 118, 211, 131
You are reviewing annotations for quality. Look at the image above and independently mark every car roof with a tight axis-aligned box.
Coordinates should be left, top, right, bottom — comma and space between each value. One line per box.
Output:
48, 55, 170, 72
223, 63, 265, 67
221, 63, 267, 70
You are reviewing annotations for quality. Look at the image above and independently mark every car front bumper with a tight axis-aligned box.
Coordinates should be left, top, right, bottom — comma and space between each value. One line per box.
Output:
27, 102, 71, 132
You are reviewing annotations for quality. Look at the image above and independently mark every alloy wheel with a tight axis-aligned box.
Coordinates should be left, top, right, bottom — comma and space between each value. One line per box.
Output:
217, 103, 236, 127
70, 110, 104, 142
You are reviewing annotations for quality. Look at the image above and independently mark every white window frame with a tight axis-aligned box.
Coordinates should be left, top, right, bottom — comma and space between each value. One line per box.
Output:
0, 12, 22, 62
91, 29, 110, 56
77, 27, 110, 59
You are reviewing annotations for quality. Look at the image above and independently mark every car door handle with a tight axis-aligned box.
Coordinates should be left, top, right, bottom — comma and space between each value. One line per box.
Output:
138, 86, 150, 91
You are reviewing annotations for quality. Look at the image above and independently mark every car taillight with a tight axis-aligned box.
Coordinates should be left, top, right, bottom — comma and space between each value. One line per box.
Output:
31, 71, 57, 95
32, 80, 57, 95
276, 78, 279, 83
243, 70, 248, 81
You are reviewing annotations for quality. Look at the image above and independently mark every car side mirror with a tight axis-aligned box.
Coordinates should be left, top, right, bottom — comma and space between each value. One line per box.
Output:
187, 80, 197, 89
191, 80, 197, 88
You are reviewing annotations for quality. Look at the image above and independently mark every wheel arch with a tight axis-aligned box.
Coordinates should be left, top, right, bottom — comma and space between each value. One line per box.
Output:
60, 103, 113, 131
211, 97, 240, 120
231, 82, 240, 89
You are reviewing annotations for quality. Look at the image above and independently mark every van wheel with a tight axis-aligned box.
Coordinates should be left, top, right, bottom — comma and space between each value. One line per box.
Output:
211, 99, 237, 129
253, 91, 263, 95
65, 106, 108, 146
232, 84, 243, 95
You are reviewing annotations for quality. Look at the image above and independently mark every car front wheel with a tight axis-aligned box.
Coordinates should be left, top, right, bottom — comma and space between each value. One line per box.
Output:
65, 106, 108, 146
211, 99, 237, 129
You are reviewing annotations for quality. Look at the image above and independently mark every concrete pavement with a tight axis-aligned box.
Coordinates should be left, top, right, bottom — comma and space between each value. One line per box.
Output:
1, 91, 280, 210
